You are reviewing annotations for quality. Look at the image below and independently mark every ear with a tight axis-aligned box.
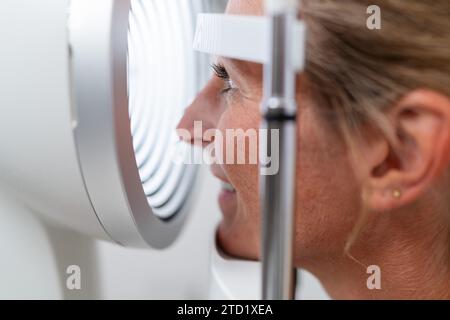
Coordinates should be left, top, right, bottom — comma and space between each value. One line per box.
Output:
359, 90, 450, 211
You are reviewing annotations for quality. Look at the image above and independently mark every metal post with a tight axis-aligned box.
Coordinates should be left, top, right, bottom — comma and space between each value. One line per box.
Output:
260, 1, 298, 300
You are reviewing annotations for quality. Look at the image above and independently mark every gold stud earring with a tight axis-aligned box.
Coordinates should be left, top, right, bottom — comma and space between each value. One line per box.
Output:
392, 189, 402, 199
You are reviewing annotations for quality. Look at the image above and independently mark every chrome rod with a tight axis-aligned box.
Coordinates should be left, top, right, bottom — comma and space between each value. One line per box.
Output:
260, 7, 298, 300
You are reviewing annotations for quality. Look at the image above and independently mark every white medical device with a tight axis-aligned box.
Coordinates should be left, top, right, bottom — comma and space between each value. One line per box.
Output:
0, 0, 228, 299
0, 0, 223, 248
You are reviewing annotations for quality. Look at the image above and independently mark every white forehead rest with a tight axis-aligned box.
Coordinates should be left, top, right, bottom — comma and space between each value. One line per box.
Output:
193, 14, 306, 72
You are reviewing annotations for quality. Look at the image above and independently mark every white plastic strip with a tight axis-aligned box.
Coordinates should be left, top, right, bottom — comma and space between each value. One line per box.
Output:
193, 14, 306, 71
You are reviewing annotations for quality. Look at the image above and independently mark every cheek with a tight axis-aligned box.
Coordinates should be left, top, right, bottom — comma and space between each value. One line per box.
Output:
217, 104, 260, 192
215, 103, 262, 258
294, 110, 362, 260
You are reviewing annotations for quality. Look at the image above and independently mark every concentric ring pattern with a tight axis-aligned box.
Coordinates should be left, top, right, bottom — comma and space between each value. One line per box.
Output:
127, 0, 209, 220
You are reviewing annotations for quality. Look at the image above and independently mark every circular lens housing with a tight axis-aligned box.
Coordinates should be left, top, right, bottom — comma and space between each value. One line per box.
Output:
69, 0, 213, 247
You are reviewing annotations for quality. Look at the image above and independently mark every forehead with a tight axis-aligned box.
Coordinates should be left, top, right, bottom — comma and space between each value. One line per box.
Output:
218, 0, 265, 82
226, 0, 264, 16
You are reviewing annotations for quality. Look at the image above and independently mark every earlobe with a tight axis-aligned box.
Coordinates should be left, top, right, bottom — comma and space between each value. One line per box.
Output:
364, 90, 450, 212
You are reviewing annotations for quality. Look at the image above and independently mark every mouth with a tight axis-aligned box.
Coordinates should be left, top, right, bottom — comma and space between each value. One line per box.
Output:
218, 181, 237, 218
221, 181, 236, 193
211, 166, 238, 217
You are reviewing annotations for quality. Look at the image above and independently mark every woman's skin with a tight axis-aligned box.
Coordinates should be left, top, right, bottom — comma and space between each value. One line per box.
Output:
177, 0, 450, 299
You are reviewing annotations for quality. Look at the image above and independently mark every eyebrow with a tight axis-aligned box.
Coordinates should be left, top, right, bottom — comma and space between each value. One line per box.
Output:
218, 57, 262, 81
217, 57, 243, 75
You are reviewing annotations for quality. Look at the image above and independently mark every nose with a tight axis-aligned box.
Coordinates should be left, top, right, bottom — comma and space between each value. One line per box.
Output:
176, 77, 224, 147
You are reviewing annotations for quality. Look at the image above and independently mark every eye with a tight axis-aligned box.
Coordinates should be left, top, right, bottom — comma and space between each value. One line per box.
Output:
212, 63, 236, 95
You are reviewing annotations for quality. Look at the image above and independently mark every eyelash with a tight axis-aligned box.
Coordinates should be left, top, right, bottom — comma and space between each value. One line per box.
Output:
212, 63, 235, 95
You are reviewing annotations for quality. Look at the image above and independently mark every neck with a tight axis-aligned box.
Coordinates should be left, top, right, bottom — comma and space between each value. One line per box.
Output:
305, 205, 450, 299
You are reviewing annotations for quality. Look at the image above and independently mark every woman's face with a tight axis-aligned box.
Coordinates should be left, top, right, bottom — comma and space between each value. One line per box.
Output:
178, 0, 362, 267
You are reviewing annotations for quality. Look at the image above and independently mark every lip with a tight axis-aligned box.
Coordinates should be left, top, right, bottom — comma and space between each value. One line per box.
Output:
210, 164, 238, 218
218, 188, 237, 212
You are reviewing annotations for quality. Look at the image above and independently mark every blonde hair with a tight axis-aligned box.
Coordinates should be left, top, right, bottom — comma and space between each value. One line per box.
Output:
301, 0, 450, 252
